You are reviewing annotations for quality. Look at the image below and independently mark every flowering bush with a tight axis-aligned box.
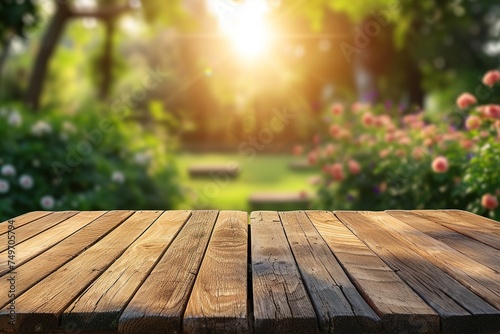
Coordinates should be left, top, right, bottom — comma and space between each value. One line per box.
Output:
298, 70, 500, 219
0, 104, 182, 220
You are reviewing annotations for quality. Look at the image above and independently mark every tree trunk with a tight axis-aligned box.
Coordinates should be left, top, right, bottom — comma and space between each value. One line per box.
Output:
99, 19, 115, 99
0, 37, 12, 95
24, 3, 71, 110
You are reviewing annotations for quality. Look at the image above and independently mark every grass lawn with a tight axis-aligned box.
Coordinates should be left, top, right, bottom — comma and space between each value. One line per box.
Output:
177, 153, 319, 211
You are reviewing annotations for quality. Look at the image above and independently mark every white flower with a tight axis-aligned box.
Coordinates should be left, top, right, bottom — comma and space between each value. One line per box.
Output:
134, 151, 152, 166
31, 120, 53, 137
40, 195, 55, 210
111, 171, 125, 184
19, 174, 34, 189
62, 121, 77, 134
0, 179, 9, 194
8, 111, 22, 127
1, 164, 16, 177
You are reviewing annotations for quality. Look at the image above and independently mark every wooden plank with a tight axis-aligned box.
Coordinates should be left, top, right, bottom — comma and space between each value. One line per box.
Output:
0, 211, 78, 252
0, 210, 159, 333
388, 211, 500, 272
0, 211, 105, 276
413, 210, 500, 250
361, 211, 500, 309
0, 211, 53, 235
279, 211, 380, 333
335, 211, 500, 334
118, 210, 219, 334
0, 211, 133, 310
446, 210, 500, 233
307, 211, 439, 334
250, 211, 319, 334
61, 210, 191, 331
184, 211, 248, 334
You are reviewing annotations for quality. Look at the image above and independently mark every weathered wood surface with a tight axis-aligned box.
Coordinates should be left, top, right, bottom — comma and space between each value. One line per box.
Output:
307, 211, 439, 333
63, 210, 191, 331
184, 211, 248, 334
0, 211, 52, 235
118, 210, 219, 334
335, 211, 500, 334
0, 209, 498, 334
250, 211, 319, 334
279, 211, 380, 333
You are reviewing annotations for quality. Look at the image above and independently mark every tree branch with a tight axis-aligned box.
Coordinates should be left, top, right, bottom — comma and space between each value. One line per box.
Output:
68, 3, 134, 20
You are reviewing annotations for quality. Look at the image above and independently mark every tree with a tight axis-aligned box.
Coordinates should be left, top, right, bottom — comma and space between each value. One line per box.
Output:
0, 1, 40, 91
24, 1, 134, 110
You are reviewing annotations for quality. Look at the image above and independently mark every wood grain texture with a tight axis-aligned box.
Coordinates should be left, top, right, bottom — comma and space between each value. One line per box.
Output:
361, 211, 500, 309
0, 211, 133, 311
387, 211, 500, 272
335, 211, 500, 334
250, 211, 319, 334
62, 211, 191, 331
307, 211, 439, 334
0, 211, 78, 252
0, 210, 156, 333
184, 211, 249, 334
413, 210, 500, 250
280, 211, 380, 333
0, 211, 53, 235
118, 210, 219, 334
0, 211, 105, 276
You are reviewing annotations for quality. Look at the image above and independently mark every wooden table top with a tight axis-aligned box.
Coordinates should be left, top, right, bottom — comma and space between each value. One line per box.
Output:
0, 210, 498, 334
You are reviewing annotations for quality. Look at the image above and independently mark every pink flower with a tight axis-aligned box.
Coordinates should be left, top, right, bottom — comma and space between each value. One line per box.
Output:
330, 163, 344, 181
422, 125, 436, 137
331, 103, 344, 116
412, 147, 425, 160
484, 105, 500, 118
424, 138, 434, 147
308, 152, 318, 165
329, 124, 341, 138
403, 114, 417, 125
324, 144, 335, 156
348, 160, 361, 175
481, 193, 498, 210
361, 112, 375, 127
292, 145, 303, 156
480, 130, 489, 138
482, 70, 500, 87
385, 132, 395, 142
399, 137, 411, 146
456, 93, 477, 109
313, 134, 321, 145
465, 116, 481, 130
379, 149, 390, 158
460, 139, 474, 150
432, 156, 449, 173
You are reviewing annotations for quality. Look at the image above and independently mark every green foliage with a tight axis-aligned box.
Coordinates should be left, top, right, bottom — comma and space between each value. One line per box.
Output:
0, 0, 40, 41
0, 103, 182, 221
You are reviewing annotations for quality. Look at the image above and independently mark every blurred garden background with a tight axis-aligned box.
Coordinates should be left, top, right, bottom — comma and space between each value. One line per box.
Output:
1, 0, 500, 220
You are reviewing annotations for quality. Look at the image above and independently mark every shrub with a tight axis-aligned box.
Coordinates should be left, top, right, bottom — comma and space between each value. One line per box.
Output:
0, 103, 182, 220
299, 71, 500, 220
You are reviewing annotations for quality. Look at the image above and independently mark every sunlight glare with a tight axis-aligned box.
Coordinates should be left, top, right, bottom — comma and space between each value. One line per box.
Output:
213, 0, 271, 59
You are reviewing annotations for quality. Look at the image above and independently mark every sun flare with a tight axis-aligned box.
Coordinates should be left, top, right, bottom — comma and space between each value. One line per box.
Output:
212, 0, 271, 59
